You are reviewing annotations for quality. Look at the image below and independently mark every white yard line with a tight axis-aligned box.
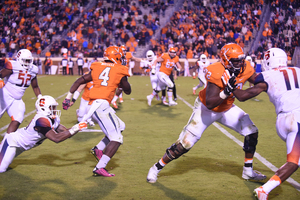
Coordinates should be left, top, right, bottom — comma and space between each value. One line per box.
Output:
177, 95, 300, 192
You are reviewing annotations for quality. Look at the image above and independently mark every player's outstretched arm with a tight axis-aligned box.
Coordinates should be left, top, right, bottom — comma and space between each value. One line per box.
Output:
46, 122, 87, 143
233, 82, 267, 102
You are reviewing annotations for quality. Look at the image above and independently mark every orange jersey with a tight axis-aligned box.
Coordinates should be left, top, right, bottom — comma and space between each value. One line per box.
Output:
159, 53, 179, 76
89, 61, 130, 103
82, 72, 93, 101
199, 61, 255, 112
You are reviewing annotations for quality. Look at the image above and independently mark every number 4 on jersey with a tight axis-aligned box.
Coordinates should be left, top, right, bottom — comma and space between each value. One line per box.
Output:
99, 67, 111, 86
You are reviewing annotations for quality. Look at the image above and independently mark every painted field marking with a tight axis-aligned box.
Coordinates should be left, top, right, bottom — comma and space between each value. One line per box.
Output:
178, 95, 300, 192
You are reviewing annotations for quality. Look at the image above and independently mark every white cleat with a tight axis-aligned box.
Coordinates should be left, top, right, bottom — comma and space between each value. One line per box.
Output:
242, 167, 266, 181
147, 164, 160, 183
253, 187, 268, 200
147, 95, 152, 106
168, 100, 178, 106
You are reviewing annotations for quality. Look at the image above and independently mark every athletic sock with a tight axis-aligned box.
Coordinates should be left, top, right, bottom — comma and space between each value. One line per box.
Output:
262, 175, 281, 194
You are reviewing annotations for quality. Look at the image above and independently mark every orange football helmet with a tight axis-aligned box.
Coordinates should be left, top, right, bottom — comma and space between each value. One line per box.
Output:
220, 43, 245, 76
104, 46, 124, 64
168, 47, 176, 58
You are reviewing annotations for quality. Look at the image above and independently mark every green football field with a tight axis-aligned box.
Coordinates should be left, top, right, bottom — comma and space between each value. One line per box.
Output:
0, 75, 299, 200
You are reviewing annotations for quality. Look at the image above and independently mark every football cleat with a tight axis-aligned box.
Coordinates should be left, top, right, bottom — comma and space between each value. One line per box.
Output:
169, 100, 178, 106
147, 164, 160, 183
253, 187, 268, 200
147, 95, 152, 106
93, 167, 115, 177
90, 146, 103, 161
111, 101, 118, 109
242, 167, 267, 181
119, 97, 124, 103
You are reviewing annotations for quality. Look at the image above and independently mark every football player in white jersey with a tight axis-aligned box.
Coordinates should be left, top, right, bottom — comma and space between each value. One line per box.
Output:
0, 95, 87, 173
193, 54, 210, 95
0, 49, 42, 134
232, 48, 300, 200
142, 50, 161, 101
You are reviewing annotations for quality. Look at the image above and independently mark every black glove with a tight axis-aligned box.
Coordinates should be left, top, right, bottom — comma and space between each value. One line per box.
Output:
62, 99, 71, 110
224, 76, 237, 96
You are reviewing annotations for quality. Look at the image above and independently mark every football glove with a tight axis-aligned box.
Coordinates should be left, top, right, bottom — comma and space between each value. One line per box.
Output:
151, 68, 156, 75
62, 98, 71, 110
69, 122, 88, 135
0, 78, 5, 88
224, 76, 237, 96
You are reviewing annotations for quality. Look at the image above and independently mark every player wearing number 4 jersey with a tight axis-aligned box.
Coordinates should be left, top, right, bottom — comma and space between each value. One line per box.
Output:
0, 49, 41, 134
63, 46, 131, 177
147, 43, 266, 184
233, 48, 300, 200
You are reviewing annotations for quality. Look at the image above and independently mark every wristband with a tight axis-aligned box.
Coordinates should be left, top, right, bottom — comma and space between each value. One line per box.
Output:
66, 91, 73, 99
37, 94, 42, 99
219, 91, 228, 99
73, 91, 80, 100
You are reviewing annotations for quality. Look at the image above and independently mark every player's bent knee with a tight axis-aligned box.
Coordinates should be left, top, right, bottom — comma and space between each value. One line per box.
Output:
243, 132, 258, 154
165, 142, 189, 161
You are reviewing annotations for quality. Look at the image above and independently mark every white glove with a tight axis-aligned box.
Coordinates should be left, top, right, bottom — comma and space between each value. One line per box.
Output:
151, 68, 156, 75
69, 122, 88, 135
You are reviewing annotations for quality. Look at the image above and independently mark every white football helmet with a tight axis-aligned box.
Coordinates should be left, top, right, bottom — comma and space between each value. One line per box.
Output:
35, 95, 61, 119
146, 50, 155, 61
200, 54, 207, 63
245, 56, 252, 62
262, 48, 287, 71
16, 49, 33, 70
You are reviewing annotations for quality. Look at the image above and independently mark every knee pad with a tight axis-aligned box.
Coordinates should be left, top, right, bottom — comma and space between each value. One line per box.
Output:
166, 142, 189, 161
243, 132, 258, 154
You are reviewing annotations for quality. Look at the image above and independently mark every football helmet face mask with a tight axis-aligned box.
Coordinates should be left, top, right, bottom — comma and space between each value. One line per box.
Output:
104, 46, 124, 64
220, 43, 245, 76
36, 95, 61, 119
262, 48, 287, 71
168, 47, 176, 58
200, 54, 207, 63
16, 49, 33, 70
146, 50, 155, 61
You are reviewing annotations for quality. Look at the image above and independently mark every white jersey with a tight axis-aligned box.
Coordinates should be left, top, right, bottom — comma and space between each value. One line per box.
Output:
9, 113, 60, 150
197, 60, 210, 74
197, 60, 210, 85
259, 67, 300, 114
3, 60, 38, 100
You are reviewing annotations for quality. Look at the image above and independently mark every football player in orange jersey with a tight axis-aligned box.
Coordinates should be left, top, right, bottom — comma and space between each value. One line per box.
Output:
111, 45, 141, 109
63, 46, 131, 177
147, 43, 266, 183
146, 47, 182, 106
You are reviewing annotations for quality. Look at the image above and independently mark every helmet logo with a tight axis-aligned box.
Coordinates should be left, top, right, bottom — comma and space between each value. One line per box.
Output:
17, 51, 21, 59
264, 50, 270, 60
39, 98, 45, 107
